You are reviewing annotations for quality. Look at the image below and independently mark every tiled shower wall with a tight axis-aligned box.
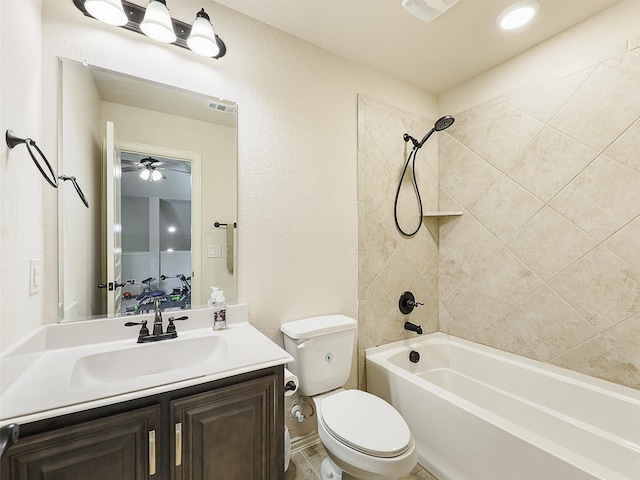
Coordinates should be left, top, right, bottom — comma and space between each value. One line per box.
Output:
357, 96, 439, 388
358, 42, 640, 391
439, 43, 640, 389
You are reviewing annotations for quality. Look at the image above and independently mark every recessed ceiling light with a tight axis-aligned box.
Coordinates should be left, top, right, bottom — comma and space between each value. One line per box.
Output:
497, 0, 540, 30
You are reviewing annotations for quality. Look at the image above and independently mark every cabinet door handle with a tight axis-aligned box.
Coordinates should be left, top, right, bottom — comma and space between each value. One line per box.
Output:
149, 430, 156, 476
175, 423, 182, 466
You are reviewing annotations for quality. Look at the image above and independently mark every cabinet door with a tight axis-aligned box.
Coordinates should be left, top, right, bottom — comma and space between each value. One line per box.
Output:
171, 374, 282, 480
1, 405, 160, 480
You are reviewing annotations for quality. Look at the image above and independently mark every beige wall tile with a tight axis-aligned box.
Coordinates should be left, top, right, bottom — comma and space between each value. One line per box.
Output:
605, 216, 640, 271
362, 205, 398, 280
506, 127, 598, 202
441, 278, 502, 333
447, 103, 544, 172
506, 206, 597, 282
477, 318, 538, 359
438, 248, 466, 301
470, 175, 543, 242
471, 247, 544, 314
437, 190, 466, 240
603, 314, 640, 369
549, 246, 640, 331
552, 336, 640, 389
550, 48, 640, 152
439, 134, 501, 210
361, 144, 397, 212
506, 286, 597, 361
507, 68, 595, 123
441, 214, 502, 276
549, 155, 640, 241
604, 118, 640, 173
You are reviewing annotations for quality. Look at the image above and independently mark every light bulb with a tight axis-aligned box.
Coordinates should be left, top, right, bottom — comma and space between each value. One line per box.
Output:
497, 0, 540, 30
84, 0, 128, 26
151, 169, 164, 181
187, 9, 220, 57
140, 169, 151, 180
140, 0, 177, 43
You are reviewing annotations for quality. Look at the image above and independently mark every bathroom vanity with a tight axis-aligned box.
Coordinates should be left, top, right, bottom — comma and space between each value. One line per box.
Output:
0, 307, 292, 480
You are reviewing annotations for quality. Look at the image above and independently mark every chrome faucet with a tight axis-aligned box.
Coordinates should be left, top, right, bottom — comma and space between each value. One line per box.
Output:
152, 298, 164, 335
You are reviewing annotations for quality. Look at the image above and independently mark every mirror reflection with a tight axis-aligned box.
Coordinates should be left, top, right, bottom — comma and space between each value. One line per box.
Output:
58, 58, 238, 322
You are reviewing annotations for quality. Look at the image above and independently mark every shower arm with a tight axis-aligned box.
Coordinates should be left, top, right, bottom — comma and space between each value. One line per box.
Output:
403, 128, 436, 150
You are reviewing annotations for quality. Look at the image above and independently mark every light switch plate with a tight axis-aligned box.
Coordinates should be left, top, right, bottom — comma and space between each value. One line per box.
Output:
208, 245, 221, 258
30, 259, 40, 295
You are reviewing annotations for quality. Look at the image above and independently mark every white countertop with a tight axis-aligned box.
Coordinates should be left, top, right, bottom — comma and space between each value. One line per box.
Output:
0, 305, 293, 427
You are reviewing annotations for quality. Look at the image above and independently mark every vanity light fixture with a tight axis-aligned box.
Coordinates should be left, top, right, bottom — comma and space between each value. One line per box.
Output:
84, 0, 128, 25
187, 9, 220, 57
140, 0, 176, 43
497, 0, 540, 30
73, 0, 226, 58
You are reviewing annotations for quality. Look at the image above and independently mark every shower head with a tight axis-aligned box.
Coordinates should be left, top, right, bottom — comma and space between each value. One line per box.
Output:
434, 115, 455, 131
412, 114, 455, 148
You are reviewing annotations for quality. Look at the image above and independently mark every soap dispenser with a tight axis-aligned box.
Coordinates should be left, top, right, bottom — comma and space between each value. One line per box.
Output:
207, 287, 219, 307
213, 290, 227, 330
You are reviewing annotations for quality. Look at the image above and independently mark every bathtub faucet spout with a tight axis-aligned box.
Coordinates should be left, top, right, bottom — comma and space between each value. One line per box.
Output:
404, 321, 423, 335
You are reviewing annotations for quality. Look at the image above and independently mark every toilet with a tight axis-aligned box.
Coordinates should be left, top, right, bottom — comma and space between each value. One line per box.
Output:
281, 315, 417, 480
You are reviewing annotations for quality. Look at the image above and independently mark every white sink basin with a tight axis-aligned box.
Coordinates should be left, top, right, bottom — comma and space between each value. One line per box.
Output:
70, 335, 228, 387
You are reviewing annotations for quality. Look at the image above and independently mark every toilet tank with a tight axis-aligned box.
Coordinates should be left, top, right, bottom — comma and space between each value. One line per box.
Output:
280, 315, 357, 396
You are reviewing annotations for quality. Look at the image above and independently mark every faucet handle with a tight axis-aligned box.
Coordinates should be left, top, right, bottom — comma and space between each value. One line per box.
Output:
125, 320, 149, 338
399, 291, 423, 314
166, 316, 189, 334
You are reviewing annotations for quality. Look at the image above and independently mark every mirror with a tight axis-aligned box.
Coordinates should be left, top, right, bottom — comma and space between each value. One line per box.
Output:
58, 58, 238, 322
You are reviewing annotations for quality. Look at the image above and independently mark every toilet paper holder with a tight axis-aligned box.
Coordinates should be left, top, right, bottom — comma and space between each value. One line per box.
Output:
285, 380, 297, 392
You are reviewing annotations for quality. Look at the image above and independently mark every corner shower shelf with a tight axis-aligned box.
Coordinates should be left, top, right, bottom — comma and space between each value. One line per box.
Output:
423, 211, 463, 217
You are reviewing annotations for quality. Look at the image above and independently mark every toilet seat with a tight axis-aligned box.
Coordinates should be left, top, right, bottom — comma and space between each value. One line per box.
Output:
319, 390, 411, 458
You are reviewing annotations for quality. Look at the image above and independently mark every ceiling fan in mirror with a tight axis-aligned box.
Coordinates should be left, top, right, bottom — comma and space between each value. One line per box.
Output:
122, 156, 188, 181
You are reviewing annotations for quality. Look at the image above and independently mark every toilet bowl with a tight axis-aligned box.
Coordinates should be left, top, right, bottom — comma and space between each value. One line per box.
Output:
280, 315, 418, 480
314, 389, 417, 480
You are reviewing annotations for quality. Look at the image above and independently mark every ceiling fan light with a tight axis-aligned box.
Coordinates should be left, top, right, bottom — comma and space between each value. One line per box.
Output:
140, 0, 177, 43
151, 169, 165, 181
140, 169, 151, 180
497, 0, 540, 30
187, 9, 220, 57
84, 0, 128, 26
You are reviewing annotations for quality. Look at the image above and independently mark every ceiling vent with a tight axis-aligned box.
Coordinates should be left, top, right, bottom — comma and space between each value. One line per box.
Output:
205, 99, 237, 114
401, 0, 459, 22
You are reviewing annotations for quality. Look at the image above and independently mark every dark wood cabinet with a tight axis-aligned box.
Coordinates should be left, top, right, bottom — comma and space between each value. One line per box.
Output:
0, 405, 160, 480
1, 367, 284, 480
171, 375, 280, 480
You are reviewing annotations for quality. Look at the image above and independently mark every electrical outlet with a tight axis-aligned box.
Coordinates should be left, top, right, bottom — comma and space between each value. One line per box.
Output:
30, 259, 40, 295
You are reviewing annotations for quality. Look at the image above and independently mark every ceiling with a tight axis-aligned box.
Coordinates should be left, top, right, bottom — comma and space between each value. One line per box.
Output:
215, 0, 621, 95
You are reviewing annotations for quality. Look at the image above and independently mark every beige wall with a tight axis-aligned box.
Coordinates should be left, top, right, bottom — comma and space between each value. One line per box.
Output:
439, 42, 640, 389
0, 0, 44, 346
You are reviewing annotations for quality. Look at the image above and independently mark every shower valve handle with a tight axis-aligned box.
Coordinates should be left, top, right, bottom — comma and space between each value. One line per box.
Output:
399, 291, 422, 314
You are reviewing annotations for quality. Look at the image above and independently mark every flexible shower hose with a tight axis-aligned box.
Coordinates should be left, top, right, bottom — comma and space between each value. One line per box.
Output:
394, 145, 423, 237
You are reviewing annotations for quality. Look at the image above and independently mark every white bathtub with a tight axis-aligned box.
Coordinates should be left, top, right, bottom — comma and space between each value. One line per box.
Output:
366, 333, 640, 480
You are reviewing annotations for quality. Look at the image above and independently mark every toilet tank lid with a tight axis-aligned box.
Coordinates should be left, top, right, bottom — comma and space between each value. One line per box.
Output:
280, 315, 356, 339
